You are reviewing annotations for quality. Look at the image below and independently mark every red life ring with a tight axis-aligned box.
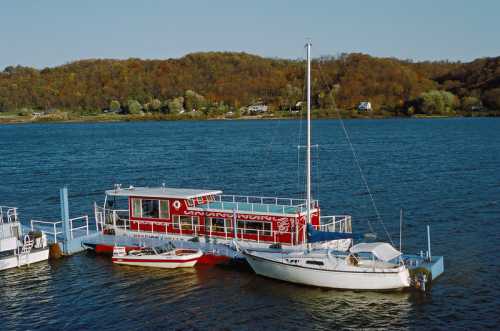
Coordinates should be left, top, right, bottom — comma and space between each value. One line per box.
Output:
173, 200, 182, 210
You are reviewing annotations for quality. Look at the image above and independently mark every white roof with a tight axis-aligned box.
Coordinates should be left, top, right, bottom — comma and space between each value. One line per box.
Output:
105, 186, 223, 199
349, 242, 402, 262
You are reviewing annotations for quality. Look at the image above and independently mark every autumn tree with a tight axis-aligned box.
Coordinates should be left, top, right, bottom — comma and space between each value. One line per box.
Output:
110, 100, 121, 112
483, 88, 500, 110
460, 96, 481, 111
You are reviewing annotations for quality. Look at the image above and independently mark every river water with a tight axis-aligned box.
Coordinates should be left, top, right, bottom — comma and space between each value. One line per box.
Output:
0, 118, 499, 329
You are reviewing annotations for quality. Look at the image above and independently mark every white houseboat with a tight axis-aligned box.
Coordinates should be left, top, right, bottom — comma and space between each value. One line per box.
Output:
0, 206, 49, 271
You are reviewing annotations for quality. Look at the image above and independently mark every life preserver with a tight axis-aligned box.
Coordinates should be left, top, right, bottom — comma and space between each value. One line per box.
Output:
173, 200, 182, 210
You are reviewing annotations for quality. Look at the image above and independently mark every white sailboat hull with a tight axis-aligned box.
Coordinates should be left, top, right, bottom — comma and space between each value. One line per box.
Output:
0, 248, 50, 271
245, 252, 410, 290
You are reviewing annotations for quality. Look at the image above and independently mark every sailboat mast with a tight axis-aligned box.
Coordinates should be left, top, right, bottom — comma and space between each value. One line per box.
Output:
306, 41, 312, 226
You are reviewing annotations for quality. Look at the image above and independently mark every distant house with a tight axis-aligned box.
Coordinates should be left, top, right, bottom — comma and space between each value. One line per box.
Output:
290, 101, 303, 113
247, 103, 269, 114
358, 102, 372, 111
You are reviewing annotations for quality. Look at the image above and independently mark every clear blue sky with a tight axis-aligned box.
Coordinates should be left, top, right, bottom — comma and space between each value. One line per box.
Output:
1, 0, 499, 69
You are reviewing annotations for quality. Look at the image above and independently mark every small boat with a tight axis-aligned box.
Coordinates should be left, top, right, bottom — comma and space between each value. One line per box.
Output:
242, 242, 410, 290
112, 243, 203, 268
1, 206, 49, 271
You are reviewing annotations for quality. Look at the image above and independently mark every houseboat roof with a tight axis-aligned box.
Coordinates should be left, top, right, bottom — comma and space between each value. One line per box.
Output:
105, 186, 223, 199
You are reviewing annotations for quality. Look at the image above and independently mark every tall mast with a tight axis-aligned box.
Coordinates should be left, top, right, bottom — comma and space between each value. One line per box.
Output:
306, 41, 312, 227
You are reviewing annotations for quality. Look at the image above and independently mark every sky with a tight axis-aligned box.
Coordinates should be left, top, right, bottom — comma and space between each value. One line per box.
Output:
1, 0, 499, 69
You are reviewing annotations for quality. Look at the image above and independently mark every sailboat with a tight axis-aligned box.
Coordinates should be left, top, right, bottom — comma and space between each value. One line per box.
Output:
241, 42, 412, 291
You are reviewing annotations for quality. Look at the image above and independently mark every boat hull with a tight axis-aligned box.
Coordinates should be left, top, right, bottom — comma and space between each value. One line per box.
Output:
112, 249, 203, 269
86, 242, 231, 265
0, 248, 50, 271
112, 257, 199, 268
244, 252, 410, 290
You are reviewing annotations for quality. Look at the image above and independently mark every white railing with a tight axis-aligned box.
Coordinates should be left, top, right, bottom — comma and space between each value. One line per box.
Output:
0, 206, 18, 224
200, 198, 318, 215
69, 216, 89, 239
31, 220, 63, 243
94, 208, 351, 246
317, 215, 352, 233
104, 216, 299, 245
215, 194, 315, 207
31, 215, 90, 243
94, 204, 129, 232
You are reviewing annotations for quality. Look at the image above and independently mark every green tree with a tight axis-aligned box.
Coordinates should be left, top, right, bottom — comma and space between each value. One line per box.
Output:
110, 100, 121, 112
127, 99, 142, 114
417, 90, 457, 115
184, 90, 205, 111
150, 98, 162, 112
281, 84, 302, 111
317, 90, 336, 110
167, 97, 184, 113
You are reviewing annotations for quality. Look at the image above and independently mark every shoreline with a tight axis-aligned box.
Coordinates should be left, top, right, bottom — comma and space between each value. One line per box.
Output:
0, 112, 498, 125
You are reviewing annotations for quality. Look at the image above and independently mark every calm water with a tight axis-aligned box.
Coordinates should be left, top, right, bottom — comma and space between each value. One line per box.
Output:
0, 118, 499, 330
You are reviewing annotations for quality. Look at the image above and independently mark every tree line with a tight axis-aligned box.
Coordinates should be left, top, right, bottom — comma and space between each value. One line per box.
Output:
0, 51, 499, 116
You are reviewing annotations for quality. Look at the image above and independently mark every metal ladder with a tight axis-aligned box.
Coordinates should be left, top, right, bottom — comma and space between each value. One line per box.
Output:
17, 235, 34, 267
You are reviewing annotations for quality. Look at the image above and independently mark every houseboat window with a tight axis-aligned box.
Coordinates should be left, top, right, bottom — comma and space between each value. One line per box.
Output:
159, 200, 170, 219
236, 220, 272, 236
209, 218, 229, 232
172, 216, 198, 230
142, 199, 159, 219
132, 198, 142, 218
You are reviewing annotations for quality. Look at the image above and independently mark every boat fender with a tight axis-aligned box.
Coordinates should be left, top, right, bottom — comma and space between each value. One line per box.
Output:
173, 200, 182, 210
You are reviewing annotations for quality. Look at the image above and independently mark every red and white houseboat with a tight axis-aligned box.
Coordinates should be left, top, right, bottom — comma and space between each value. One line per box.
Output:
88, 185, 352, 263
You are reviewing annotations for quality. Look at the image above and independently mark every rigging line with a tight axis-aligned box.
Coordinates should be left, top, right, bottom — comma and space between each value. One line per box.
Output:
315, 61, 393, 243
316, 145, 321, 203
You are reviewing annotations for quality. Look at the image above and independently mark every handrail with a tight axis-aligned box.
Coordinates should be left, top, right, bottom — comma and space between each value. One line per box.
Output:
31, 215, 90, 242
214, 194, 318, 207
200, 200, 317, 215
69, 215, 89, 239
31, 219, 63, 243
114, 218, 298, 245
318, 215, 352, 232
0, 206, 18, 223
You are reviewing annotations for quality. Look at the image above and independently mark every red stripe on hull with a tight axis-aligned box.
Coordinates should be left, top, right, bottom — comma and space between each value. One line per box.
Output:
197, 253, 231, 265
95, 244, 141, 254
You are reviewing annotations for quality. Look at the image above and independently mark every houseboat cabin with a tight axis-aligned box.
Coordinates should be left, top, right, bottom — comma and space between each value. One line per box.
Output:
95, 185, 347, 248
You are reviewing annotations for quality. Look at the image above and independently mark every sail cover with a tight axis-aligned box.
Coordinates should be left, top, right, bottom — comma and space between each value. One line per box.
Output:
306, 224, 359, 243
349, 242, 402, 261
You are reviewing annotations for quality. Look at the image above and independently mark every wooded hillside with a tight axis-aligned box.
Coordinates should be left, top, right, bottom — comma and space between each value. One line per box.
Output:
0, 52, 499, 115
